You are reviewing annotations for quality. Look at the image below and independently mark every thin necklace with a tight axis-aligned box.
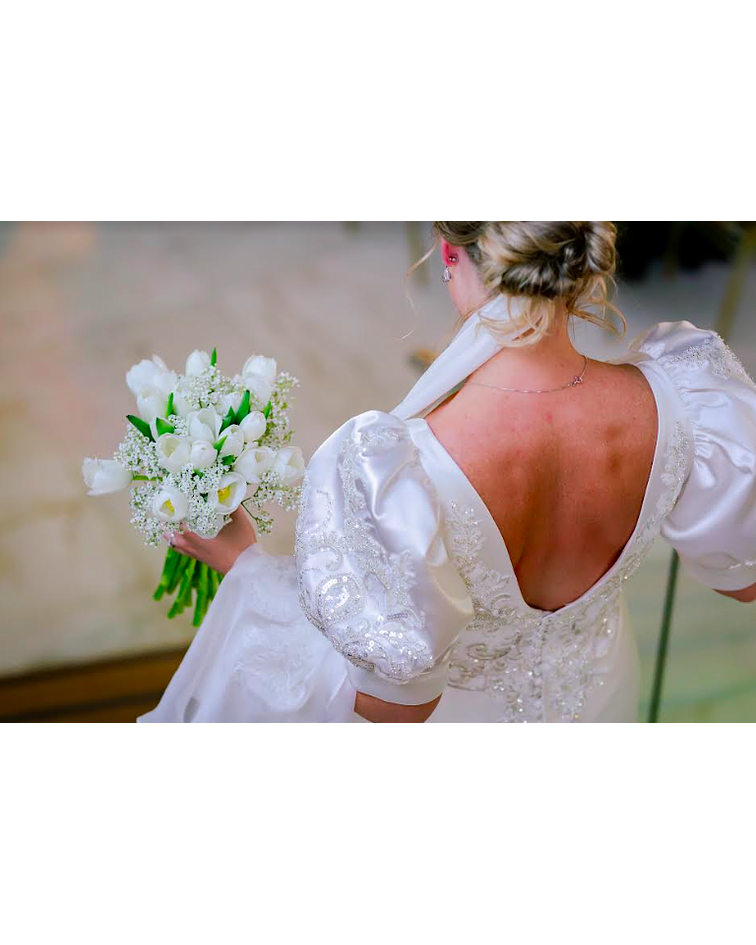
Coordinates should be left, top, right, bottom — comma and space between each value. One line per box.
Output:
465, 355, 589, 394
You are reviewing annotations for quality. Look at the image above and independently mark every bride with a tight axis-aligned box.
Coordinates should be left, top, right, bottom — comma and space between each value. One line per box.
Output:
139, 221, 756, 723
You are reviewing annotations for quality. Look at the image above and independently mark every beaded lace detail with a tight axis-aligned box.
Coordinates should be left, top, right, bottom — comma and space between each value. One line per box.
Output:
295, 415, 691, 717
295, 426, 434, 683
445, 421, 692, 723
658, 333, 751, 382
657, 331, 756, 572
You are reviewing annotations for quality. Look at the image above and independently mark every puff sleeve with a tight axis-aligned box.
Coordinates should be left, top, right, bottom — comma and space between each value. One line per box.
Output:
640, 321, 756, 591
295, 410, 474, 705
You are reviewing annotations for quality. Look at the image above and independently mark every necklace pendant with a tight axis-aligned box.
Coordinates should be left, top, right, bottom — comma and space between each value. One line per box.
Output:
571, 375, 583, 386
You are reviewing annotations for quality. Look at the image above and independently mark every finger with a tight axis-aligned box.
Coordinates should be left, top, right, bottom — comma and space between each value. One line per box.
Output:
168, 528, 189, 549
172, 538, 193, 558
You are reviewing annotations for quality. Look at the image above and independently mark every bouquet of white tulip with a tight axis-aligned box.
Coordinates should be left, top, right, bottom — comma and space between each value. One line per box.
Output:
82, 347, 305, 627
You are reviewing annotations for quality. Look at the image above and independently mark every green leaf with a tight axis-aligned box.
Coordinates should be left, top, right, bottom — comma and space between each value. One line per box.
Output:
155, 417, 175, 437
235, 389, 251, 424
210, 347, 217, 366
218, 406, 236, 434
166, 392, 174, 417
221, 454, 235, 465
126, 414, 154, 441
263, 400, 272, 419
214, 434, 228, 453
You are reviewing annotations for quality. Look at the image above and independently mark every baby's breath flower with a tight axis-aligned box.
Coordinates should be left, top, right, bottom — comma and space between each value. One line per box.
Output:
108, 356, 302, 546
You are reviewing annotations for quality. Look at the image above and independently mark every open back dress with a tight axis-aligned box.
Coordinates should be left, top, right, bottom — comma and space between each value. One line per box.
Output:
140, 300, 756, 723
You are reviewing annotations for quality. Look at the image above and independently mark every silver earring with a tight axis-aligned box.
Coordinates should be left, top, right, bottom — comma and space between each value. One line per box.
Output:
441, 266, 452, 284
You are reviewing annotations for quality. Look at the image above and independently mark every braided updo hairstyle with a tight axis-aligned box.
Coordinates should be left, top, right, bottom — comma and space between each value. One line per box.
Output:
423, 222, 623, 346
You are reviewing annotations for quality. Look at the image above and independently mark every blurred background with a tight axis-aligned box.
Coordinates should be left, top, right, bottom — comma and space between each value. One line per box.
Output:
1, 221, 754, 722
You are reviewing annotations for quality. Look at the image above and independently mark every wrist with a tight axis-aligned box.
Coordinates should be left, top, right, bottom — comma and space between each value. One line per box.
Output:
223, 540, 262, 575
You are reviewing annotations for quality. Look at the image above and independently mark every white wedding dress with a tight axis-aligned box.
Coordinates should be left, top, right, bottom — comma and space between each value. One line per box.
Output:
139, 299, 756, 723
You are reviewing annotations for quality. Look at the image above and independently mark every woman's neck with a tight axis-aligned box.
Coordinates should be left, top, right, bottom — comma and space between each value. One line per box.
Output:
469, 302, 584, 389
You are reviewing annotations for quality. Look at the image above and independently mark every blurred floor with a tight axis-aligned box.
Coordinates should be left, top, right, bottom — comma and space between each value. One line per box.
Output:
1, 222, 755, 721
0, 647, 186, 721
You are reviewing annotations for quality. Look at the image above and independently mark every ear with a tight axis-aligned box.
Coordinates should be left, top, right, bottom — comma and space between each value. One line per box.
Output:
440, 239, 460, 266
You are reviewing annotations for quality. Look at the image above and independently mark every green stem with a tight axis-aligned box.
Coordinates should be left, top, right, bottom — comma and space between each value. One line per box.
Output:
166, 553, 189, 595
155, 550, 222, 629
168, 557, 196, 618
205, 567, 221, 620
193, 563, 209, 628
167, 596, 182, 619
153, 547, 180, 600
178, 558, 197, 608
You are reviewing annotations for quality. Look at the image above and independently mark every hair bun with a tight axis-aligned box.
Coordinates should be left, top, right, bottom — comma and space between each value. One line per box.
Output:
432, 221, 623, 348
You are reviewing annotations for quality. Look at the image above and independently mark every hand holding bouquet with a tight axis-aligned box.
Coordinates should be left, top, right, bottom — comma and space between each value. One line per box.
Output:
82, 347, 304, 628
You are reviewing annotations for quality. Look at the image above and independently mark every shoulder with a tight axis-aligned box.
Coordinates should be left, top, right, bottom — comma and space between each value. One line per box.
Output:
624, 321, 756, 450
307, 409, 413, 472
626, 320, 752, 384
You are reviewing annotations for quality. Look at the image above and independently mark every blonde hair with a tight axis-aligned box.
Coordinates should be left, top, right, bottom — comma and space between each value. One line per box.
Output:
407, 221, 625, 347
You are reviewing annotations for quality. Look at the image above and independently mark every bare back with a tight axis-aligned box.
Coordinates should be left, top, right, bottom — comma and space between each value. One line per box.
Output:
426, 359, 658, 612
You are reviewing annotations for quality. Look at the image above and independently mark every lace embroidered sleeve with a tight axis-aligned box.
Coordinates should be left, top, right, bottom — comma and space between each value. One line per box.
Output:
636, 321, 756, 591
295, 410, 474, 705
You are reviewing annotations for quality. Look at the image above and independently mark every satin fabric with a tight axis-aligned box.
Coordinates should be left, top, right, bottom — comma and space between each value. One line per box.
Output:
139, 544, 356, 722
140, 319, 756, 723
636, 323, 756, 591
295, 410, 474, 706
391, 293, 524, 421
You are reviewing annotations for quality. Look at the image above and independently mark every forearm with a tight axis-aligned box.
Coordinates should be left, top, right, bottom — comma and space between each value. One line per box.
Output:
354, 690, 441, 723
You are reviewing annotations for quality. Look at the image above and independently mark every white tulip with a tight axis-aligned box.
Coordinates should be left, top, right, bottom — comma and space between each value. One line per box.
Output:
82, 458, 132, 496
188, 407, 222, 443
152, 485, 189, 522
242, 355, 277, 383
137, 390, 169, 424
270, 447, 306, 486
126, 355, 176, 398
245, 374, 273, 409
241, 355, 276, 409
240, 411, 267, 443
189, 439, 217, 470
207, 473, 247, 514
126, 356, 177, 424
218, 391, 243, 418
218, 424, 245, 459
233, 445, 276, 484
171, 378, 195, 417
185, 349, 211, 376
155, 434, 192, 473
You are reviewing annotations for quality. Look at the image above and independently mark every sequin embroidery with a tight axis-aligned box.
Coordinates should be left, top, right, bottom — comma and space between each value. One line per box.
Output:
652, 330, 756, 570
658, 333, 754, 384
445, 421, 692, 723
295, 426, 435, 682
